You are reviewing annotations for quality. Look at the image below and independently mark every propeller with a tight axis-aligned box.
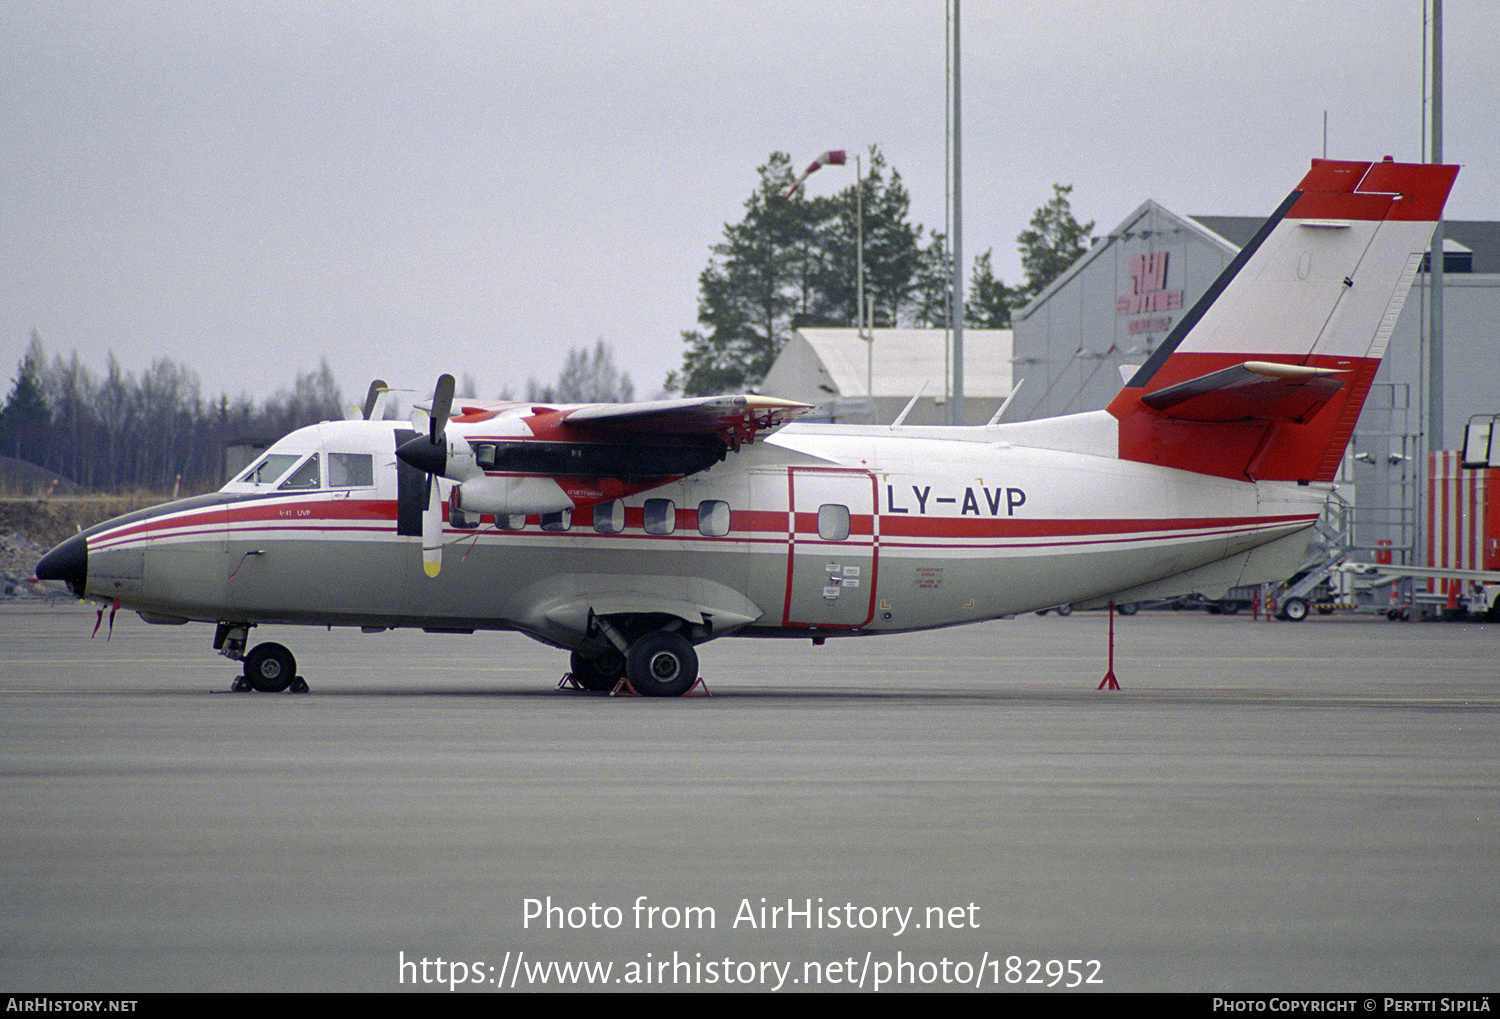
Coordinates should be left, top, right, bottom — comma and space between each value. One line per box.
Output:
423, 374, 455, 577
393, 374, 456, 578
397, 375, 489, 579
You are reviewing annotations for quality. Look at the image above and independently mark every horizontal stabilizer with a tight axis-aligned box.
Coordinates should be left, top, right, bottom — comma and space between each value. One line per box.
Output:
1140, 360, 1348, 423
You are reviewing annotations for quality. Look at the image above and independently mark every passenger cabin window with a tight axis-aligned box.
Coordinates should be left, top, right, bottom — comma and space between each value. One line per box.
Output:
279, 454, 321, 490
475, 444, 497, 469
698, 500, 731, 537
643, 499, 676, 535
593, 500, 624, 534
494, 514, 525, 531
240, 453, 300, 486
818, 503, 850, 541
540, 509, 572, 532
328, 452, 374, 488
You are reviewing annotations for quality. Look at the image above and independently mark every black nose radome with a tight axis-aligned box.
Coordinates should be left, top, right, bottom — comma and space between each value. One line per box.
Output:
36, 532, 88, 599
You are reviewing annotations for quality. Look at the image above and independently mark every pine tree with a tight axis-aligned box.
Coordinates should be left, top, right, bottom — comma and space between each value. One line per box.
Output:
1015, 184, 1094, 305
674, 148, 927, 396
965, 249, 1014, 329
0, 331, 50, 463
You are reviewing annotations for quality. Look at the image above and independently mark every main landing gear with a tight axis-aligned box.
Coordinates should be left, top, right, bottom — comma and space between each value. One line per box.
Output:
567, 617, 704, 697
215, 622, 309, 693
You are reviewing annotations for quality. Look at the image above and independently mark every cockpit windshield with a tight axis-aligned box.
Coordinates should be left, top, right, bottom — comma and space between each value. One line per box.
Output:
278, 454, 321, 490
238, 453, 302, 486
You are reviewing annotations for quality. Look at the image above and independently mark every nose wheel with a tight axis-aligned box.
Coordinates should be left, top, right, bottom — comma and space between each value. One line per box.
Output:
235, 641, 307, 693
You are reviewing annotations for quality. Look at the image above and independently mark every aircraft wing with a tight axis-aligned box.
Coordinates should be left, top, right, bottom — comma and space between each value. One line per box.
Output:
397, 391, 813, 527
558, 394, 811, 449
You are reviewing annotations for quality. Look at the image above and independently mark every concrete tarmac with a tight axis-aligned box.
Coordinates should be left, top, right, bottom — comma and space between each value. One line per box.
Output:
2, 602, 1497, 992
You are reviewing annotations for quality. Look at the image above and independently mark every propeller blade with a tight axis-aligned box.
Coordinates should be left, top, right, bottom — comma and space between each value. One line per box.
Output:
422, 477, 443, 578
362, 379, 389, 421
430, 373, 455, 445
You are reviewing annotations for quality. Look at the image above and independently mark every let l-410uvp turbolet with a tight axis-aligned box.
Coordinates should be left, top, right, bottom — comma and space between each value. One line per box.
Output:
38, 158, 1459, 695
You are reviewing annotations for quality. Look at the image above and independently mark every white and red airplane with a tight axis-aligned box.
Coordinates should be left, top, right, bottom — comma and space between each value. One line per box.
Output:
37, 158, 1459, 695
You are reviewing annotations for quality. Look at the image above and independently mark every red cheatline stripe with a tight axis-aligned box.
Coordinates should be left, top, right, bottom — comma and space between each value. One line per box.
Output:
92, 497, 1314, 556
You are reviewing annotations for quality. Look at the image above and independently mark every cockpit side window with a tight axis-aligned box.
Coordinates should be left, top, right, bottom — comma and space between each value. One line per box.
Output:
328, 452, 374, 488
279, 454, 321, 490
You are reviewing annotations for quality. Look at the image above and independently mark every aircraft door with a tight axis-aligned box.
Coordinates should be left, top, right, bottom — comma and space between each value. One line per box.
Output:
783, 467, 879, 629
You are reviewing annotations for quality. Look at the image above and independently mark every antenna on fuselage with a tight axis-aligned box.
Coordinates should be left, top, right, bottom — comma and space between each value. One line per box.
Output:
985, 379, 1024, 427
890, 382, 930, 429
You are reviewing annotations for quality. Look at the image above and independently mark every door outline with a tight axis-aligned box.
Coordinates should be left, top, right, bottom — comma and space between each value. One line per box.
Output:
782, 466, 880, 629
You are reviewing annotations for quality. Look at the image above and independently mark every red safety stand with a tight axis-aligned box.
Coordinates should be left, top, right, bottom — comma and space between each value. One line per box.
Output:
1097, 600, 1121, 690
609, 676, 712, 697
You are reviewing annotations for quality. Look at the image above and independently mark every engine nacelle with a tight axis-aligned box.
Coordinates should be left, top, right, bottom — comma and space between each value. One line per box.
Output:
453, 475, 573, 516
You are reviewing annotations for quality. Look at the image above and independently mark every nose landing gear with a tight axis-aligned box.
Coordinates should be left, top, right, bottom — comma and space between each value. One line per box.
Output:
216, 622, 309, 693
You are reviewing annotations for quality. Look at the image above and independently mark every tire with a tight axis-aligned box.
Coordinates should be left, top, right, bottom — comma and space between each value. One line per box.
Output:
570, 648, 626, 692
1281, 597, 1309, 622
1115, 602, 1138, 616
244, 642, 296, 693
626, 631, 698, 697
1056, 603, 1073, 616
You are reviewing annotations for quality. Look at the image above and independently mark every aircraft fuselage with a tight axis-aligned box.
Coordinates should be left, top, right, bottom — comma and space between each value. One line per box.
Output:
58, 412, 1322, 653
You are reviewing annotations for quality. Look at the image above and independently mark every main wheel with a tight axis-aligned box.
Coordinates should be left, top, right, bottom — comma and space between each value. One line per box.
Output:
244, 642, 297, 693
569, 648, 626, 692
1281, 597, 1310, 622
626, 631, 698, 697
1115, 602, 1138, 616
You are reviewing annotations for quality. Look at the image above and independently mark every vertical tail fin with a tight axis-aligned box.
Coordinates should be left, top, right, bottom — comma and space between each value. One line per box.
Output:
1106, 158, 1459, 482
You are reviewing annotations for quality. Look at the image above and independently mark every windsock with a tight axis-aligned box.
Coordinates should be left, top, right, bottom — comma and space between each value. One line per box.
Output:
783, 149, 847, 198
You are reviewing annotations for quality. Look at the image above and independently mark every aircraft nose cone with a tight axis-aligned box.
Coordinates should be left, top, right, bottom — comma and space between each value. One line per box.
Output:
36, 531, 88, 599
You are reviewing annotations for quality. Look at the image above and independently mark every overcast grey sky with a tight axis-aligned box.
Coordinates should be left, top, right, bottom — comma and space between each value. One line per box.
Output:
3, 1, 1496, 406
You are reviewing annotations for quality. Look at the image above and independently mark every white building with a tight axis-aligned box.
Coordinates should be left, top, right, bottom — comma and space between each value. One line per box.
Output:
761, 327, 1013, 426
